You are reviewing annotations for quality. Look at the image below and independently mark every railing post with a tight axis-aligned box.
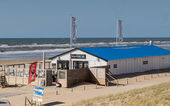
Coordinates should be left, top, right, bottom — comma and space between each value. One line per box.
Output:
25, 96, 26, 106
84, 86, 86, 91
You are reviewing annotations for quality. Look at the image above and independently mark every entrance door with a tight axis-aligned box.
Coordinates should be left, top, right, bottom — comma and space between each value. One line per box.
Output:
57, 60, 69, 70
73, 61, 88, 69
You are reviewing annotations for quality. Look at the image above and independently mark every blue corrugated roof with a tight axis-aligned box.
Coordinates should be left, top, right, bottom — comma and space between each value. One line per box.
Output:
79, 45, 170, 61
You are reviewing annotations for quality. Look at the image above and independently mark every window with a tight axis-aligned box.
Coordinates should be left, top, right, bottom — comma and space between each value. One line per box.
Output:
113, 64, 117, 68
143, 61, 148, 65
39, 64, 42, 69
59, 71, 65, 79
73, 61, 88, 69
57, 60, 69, 70
52, 63, 56, 69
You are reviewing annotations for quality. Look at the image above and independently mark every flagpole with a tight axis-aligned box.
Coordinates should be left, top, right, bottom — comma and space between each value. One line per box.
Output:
69, 15, 72, 70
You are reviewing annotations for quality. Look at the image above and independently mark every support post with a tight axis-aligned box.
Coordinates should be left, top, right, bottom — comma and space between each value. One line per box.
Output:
56, 90, 58, 95
84, 86, 86, 91
43, 52, 47, 86
22, 69, 24, 85
151, 74, 153, 79
43, 52, 45, 70
69, 52, 72, 70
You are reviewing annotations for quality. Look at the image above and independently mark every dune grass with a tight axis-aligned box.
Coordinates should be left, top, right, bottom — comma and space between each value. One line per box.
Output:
73, 82, 170, 106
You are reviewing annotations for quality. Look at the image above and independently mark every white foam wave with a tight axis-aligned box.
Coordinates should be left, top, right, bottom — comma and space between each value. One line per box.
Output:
1, 40, 170, 48
0, 43, 71, 48
0, 41, 155, 48
1, 40, 170, 54
0, 48, 72, 55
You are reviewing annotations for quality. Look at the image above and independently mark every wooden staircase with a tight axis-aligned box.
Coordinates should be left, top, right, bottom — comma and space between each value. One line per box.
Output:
106, 71, 118, 86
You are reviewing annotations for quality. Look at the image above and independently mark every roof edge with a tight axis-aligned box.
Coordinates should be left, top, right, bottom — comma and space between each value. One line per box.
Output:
49, 48, 77, 60
78, 48, 108, 62
49, 48, 108, 62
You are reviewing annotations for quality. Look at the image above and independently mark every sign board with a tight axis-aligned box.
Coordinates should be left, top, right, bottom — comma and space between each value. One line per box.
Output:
71, 54, 86, 59
33, 86, 44, 102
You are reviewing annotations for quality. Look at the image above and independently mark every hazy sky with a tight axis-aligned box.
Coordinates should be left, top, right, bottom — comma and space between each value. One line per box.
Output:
0, 0, 170, 38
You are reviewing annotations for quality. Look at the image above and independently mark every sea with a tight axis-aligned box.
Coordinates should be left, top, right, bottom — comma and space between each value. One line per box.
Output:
1, 38, 170, 60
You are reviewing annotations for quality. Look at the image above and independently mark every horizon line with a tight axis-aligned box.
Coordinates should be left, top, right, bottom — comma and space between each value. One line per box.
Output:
0, 37, 170, 39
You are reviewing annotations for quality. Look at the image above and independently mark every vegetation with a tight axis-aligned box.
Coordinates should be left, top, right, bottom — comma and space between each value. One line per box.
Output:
73, 82, 170, 106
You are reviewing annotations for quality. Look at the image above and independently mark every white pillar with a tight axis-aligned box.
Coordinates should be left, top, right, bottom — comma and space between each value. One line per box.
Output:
69, 52, 72, 70
43, 51, 45, 70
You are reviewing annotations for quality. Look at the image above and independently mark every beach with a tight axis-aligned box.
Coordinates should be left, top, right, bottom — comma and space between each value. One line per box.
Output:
1, 38, 170, 106
0, 71, 170, 106
0, 58, 42, 65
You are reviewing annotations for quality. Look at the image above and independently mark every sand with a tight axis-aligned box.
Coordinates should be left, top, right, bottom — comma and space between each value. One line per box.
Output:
1, 58, 170, 106
0, 73, 170, 106
0, 58, 42, 65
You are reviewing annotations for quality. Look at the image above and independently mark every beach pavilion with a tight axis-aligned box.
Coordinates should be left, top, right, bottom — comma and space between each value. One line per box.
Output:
50, 45, 170, 75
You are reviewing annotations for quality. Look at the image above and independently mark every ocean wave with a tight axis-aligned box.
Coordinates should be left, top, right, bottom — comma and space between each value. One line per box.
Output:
1, 41, 170, 60
0, 41, 160, 48
0, 48, 72, 55
1, 40, 167, 48
1, 40, 170, 52
0, 43, 71, 48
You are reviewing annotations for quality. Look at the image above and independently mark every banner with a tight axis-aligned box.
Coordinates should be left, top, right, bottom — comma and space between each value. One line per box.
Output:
118, 20, 123, 42
71, 16, 77, 44
29, 62, 37, 84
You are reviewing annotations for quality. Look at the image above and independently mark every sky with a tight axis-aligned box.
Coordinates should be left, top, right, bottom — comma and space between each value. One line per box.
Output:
0, 0, 170, 38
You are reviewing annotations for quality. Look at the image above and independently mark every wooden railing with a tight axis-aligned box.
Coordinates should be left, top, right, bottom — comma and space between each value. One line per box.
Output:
25, 96, 35, 106
106, 71, 119, 86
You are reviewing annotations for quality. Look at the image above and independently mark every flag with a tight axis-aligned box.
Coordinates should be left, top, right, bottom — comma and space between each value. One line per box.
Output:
71, 16, 77, 44
118, 20, 123, 42
29, 62, 37, 84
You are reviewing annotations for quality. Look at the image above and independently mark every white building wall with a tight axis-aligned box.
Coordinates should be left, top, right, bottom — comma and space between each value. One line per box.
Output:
108, 55, 170, 75
51, 49, 107, 70
51, 49, 170, 75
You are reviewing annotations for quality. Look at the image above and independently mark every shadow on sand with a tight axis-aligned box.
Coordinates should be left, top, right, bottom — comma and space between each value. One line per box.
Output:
115, 68, 170, 79
43, 101, 64, 106
0, 101, 7, 104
